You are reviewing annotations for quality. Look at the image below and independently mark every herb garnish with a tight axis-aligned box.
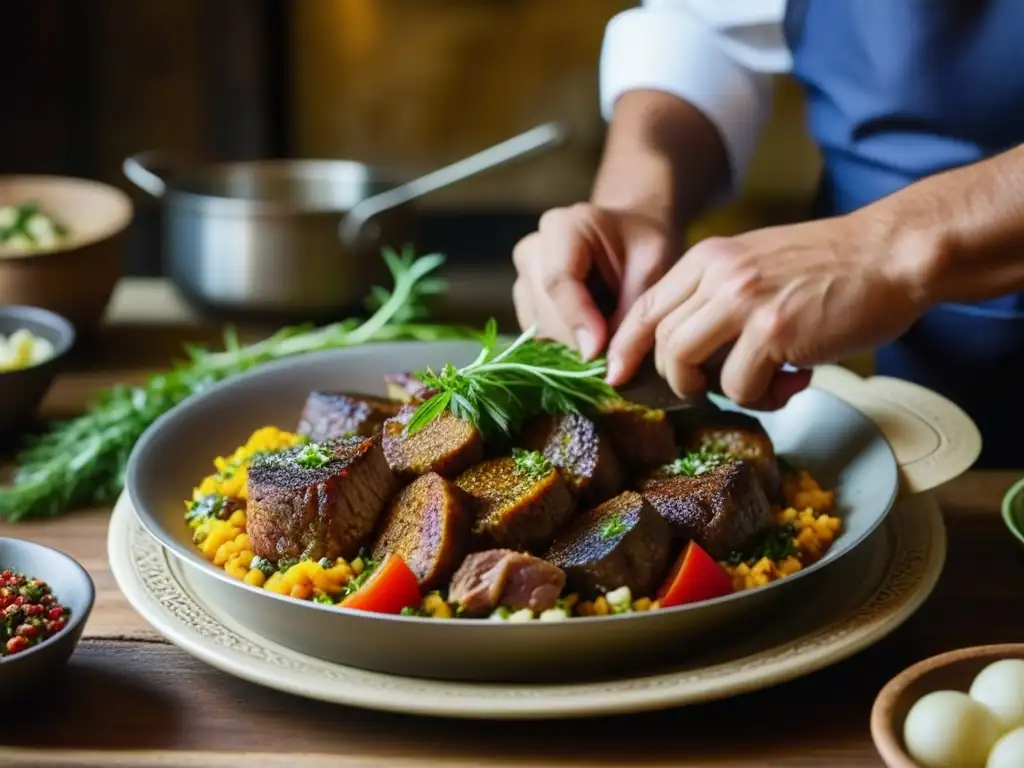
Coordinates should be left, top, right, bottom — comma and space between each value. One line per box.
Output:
664, 450, 732, 477
294, 443, 335, 469
313, 594, 335, 605
0, 248, 484, 521
185, 494, 229, 523
341, 550, 380, 597
250, 555, 276, 577
511, 448, 553, 480
600, 514, 628, 540
277, 556, 299, 573
407, 320, 618, 439
727, 523, 799, 565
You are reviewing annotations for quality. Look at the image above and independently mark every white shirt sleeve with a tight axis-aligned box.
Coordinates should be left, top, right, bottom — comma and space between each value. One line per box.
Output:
599, 0, 792, 193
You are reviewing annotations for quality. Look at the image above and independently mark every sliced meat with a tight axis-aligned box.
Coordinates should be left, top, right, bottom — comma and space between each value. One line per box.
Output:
382, 372, 428, 403
296, 391, 401, 442
544, 490, 672, 598
448, 549, 566, 614
519, 412, 623, 506
689, 411, 782, 503
381, 405, 484, 480
456, 454, 575, 553
246, 438, 397, 562
598, 400, 677, 472
640, 459, 773, 559
371, 472, 474, 590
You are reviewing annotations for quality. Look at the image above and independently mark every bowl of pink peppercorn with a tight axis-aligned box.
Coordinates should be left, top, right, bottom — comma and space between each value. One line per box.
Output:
0, 537, 94, 688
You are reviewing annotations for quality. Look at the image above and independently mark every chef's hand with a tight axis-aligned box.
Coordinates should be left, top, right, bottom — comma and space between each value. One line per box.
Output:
605, 214, 926, 410
511, 203, 673, 360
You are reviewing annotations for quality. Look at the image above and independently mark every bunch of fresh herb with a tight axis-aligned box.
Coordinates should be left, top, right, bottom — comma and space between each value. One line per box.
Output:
407, 319, 619, 439
0, 248, 479, 521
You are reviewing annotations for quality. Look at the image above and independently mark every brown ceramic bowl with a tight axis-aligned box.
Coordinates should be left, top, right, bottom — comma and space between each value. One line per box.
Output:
0, 175, 133, 330
871, 644, 1024, 767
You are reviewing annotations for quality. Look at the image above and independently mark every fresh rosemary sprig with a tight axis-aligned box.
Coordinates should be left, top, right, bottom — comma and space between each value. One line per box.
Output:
0, 247, 478, 521
406, 320, 619, 439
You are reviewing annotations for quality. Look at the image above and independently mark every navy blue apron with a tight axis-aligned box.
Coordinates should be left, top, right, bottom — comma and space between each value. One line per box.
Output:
785, 0, 1024, 468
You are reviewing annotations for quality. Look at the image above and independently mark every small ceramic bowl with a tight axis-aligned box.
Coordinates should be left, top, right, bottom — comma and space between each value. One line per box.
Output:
0, 175, 133, 329
0, 305, 76, 444
0, 538, 95, 689
1002, 477, 1024, 550
871, 644, 1024, 767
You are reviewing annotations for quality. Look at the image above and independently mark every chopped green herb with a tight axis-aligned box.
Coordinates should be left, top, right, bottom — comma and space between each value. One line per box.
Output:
294, 442, 335, 470
400, 605, 427, 617
341, 550, 380, 597
730, 523, 799, 565
251, 555, 276, 577
313, 594, 335, 605
664, 450, 732, 477
185, 493, 235, 523
276, 556, 299, 573
511, 448, 553, 480
600, 514, 628, 540
317, 557, 333, 569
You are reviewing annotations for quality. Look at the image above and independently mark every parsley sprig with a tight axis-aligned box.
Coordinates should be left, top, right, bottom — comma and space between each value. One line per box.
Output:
407, 320, 618, 439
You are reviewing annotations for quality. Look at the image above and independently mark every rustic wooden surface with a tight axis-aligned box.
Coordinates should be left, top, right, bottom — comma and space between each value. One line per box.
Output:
0, 302, 1020, 766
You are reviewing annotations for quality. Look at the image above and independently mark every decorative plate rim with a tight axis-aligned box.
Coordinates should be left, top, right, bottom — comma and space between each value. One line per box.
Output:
108, 491, 946, 719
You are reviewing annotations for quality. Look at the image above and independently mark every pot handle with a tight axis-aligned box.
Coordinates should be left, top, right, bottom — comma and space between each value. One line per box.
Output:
810, 365, 982, 497
122, 151, 180, 198
339, 121, 568, 245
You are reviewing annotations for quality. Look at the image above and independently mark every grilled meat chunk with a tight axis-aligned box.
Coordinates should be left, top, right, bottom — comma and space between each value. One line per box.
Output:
640, 460, 773, 559
544, 491, 672, 598
381, 405, 484, 480
519, 413, 623, 506
448, 549, 566, 614
371, 472, 474, 590
382, 372, 428, 403
246, 438, 397, 562
689, 411, 782, 503
598, 401, 677, 472
296, 391, 401, 442
456, 455, 575, 553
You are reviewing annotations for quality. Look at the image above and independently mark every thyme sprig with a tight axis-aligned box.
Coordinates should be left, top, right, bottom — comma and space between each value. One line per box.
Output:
407, 320, 618, 439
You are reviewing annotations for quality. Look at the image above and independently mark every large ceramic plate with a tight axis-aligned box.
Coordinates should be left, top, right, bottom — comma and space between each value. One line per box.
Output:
109, 489, 946, 718
124, 343, 975, 682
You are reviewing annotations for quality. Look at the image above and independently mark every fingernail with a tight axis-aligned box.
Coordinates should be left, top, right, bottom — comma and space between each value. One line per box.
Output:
575, 328, 597, 360
605, 357, 623, 385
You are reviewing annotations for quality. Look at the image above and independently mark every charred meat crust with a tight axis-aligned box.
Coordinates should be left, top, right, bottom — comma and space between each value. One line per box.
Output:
598, 401, 677, 471
519, 413, 624, 506
456, 457, 576, 553
640, 460, 773, 560
246, 438, 397, 562
689, 411, 783, 503
371, 472, 475, 590
544, 491, 672, 598
448, 549, 566, 614
296, 391, 402, 442
381, 405, 484, 480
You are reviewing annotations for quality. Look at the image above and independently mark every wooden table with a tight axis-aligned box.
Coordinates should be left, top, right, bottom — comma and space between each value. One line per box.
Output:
1, 284, 1021, 767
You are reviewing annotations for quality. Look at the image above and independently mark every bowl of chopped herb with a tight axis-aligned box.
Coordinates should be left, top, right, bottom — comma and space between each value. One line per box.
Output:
0, 537, 94, 689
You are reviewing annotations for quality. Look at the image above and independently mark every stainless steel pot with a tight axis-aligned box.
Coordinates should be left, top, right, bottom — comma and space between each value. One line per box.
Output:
123, 122, 565, 319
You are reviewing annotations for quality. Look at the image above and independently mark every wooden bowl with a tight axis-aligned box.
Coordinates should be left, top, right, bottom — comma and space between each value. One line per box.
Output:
871, 644, 1024, 767
0, 175, 133, 330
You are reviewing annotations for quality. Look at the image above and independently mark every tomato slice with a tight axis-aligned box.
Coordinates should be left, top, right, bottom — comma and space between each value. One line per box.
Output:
656, 541, 733, 608
340, 554, 421, 614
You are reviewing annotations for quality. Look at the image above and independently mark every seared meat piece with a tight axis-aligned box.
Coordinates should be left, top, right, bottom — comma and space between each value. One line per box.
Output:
382, 372, 428, 403
519, 413, 623, 506
448, 549, 566, 614
371, 472, 474, 590
598, 401, 677, 472
544, 491, 672, 598
640, 460, 773, 559
296, 391, 401, 442
689, 411, 782, 503
246, 438, 397, 562
456, 454, 575, 553
381, 405, 484, 480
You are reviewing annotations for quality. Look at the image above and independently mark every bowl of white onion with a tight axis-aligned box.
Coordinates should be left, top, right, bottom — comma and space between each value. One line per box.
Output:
872, 644, 1024, 768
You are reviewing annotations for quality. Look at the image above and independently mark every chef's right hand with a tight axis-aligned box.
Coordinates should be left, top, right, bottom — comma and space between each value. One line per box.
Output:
511, 203, 673, 361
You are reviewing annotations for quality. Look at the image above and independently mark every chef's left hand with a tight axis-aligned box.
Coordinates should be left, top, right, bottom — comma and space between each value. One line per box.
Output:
604, 214, 927, 410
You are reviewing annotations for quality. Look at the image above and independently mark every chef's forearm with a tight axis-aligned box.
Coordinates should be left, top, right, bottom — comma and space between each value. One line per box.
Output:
876, 144, 1024, 309
590, 89, 730, 242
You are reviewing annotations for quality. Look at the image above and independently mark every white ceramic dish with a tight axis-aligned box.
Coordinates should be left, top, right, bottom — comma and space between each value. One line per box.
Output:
109, 488, 946, 719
